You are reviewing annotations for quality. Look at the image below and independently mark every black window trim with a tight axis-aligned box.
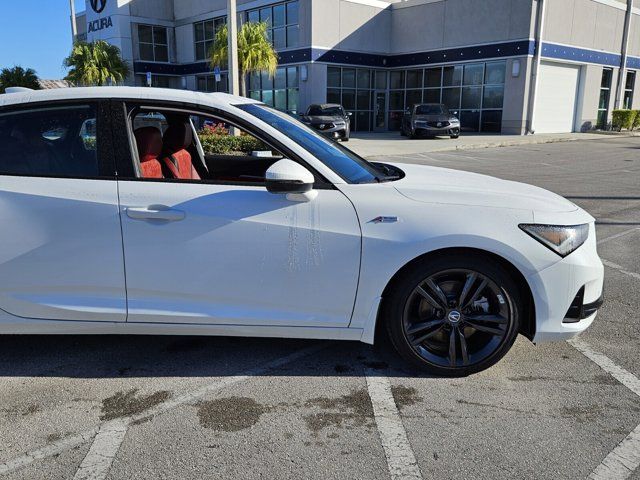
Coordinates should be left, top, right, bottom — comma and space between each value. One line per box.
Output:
115, 99, 335, 190
0, 99, 116, 181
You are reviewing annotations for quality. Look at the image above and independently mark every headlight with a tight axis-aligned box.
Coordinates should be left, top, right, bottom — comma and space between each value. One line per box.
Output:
449, 117, 460, 123
519, 224, 589, 257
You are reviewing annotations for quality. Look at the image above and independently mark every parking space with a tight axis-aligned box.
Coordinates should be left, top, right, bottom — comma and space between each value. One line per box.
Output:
0, 137, 638, 479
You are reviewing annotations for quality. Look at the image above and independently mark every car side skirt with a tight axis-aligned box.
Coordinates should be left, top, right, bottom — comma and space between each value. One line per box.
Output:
0, 317, 364, 342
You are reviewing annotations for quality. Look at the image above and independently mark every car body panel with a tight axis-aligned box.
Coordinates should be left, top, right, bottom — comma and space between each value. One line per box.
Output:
118, 180, 361, 327
0, 177, 126, 322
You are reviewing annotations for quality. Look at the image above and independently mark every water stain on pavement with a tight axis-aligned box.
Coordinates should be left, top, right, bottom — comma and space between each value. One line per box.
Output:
197, 396, 268, 432
303, 388, 374, 433
100, 389, 170, 421
391, 386, 422, 409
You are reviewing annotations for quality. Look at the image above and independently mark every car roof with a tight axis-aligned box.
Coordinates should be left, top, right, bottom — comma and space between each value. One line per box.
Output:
0, 86, 261, 110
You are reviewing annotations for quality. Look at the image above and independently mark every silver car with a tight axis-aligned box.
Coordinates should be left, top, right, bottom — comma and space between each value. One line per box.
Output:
401, 103, 461, 139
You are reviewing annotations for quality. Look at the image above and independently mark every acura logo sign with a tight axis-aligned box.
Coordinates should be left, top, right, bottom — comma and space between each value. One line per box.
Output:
90, 0, 107, 14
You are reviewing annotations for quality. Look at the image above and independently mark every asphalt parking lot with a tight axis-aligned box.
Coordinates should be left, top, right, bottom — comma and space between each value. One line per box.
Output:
0, 136, 639, 480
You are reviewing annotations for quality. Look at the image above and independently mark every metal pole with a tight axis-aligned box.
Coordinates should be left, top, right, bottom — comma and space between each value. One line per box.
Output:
227, 0, 240, 97
614, 0, 633, 110
69, 0, 78, 44
528, 0, 547, 134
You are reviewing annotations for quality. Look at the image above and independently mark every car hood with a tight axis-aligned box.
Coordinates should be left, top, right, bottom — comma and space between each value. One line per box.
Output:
414, 114, 451, 122
304, 115, 345, 123
389, 162, 580, 213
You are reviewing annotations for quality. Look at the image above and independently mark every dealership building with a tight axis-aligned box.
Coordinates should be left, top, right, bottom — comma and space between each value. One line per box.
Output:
74, 0, 640, 134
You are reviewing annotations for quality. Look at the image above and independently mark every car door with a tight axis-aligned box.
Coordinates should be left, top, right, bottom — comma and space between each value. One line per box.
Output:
0, 101, 126, 322
117, 104, 361, 327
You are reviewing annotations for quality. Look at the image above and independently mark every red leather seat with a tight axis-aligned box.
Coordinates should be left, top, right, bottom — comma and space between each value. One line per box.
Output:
134, 127, 163, 179
161, 123, 200, 180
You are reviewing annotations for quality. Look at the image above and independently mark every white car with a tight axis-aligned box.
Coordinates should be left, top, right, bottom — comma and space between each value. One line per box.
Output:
0, 87, 603, 376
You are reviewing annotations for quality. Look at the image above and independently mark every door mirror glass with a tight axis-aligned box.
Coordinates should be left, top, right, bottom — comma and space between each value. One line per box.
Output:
265, 159, 316, 201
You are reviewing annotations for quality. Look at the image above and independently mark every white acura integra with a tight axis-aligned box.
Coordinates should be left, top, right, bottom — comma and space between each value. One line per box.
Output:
0, 87, 603, 376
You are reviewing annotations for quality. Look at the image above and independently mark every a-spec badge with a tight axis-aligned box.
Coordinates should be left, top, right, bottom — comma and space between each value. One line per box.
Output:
369, 216, 399, 224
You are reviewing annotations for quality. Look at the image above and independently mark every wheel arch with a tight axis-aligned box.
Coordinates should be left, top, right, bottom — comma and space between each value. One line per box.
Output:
374, 247, 536, 344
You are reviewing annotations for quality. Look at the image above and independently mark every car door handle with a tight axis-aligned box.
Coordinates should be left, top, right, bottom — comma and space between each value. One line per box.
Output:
126, 206, 186, 222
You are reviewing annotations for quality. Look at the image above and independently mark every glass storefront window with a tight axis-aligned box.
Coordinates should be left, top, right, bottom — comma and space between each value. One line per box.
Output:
342, 69, 356, 88
406, 90, 422, 108
357, 70, 371, 90
194, 17, 225, 61
406, 70, 423, 89
329, 61, 505, 132
597, 68, 613, 129
461, 86, 482, 109
390, 71, 405, 90
442, 87, 461, 110
138, 25, 169, 62
423, 89, 441, 103
483, 85, 504, 109
342, 90, 356, 110
624, 71, 635, 110
245, 1, 299, 49
463, 64, 484, 86
249, 66, 300, 114
425, 68, 442, 88
443, 66, 462, 86
485, 62, 506, 85
327, 67, 341, 88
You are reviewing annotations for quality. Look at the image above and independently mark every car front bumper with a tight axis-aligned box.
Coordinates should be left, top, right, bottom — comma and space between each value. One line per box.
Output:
413, 124, 460, 136
528, 223, 604, 343
309, 125, 348, 139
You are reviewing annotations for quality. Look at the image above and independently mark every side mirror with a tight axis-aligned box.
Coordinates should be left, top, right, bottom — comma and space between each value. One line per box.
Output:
265, 159, 317, 202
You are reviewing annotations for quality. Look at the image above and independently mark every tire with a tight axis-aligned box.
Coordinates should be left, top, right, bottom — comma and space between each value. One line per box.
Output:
450, 134, 460, 139
383, 253, 521, 376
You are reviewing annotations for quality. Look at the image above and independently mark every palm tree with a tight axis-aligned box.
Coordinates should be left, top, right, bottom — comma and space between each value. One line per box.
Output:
0, 66, 41, 93
64, 41, 130, 86
209, 21, 278, 97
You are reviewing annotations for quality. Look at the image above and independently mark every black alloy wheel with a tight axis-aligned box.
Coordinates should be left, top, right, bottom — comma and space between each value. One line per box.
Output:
384, 254, 521, 376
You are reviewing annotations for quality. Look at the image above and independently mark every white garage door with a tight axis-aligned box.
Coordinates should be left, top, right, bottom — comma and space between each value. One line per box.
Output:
536, 61, 581, 133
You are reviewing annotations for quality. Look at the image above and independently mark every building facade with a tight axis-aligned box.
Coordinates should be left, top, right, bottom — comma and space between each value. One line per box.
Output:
74, 0, 640, 134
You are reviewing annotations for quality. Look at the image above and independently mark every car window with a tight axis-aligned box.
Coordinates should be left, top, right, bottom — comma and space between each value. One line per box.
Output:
0, 105, 100, 177
129, 107, 285, 183
238, 104, 382, 184
415, 104, 449, 115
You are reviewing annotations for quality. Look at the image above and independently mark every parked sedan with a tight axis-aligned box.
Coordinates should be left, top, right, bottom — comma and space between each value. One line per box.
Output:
0, 87, 603, 376
401, 103, 461, 139
301, 103, 351, 141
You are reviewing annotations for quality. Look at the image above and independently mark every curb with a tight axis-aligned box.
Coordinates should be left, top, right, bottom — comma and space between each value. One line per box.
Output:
360, 132, 639, 157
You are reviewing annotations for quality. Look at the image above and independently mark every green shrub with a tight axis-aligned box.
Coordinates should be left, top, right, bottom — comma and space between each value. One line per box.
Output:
197, 131, 268, 155
633, 110, 640, 131
611, 109, 637, 131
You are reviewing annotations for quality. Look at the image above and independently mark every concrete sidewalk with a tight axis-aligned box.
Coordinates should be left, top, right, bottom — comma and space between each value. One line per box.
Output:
348, 131, 639, 158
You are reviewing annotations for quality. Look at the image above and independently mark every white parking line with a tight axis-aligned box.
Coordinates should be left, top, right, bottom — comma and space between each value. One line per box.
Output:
602, 259, 640, 281
365, 370, 422, 480
588, 425, 640, 480
597, 227, 640, 245
569, 338, 640, 479
0, 343, 326, 478
73, 420, 127, 480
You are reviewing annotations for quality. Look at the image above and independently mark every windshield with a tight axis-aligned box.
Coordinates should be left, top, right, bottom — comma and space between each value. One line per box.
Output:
415, 104, 449, 115
307, 106, 343, 116
238, 104, 382, 184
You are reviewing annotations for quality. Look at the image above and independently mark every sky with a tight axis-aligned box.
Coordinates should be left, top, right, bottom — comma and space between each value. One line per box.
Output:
0, 0, 85, 80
